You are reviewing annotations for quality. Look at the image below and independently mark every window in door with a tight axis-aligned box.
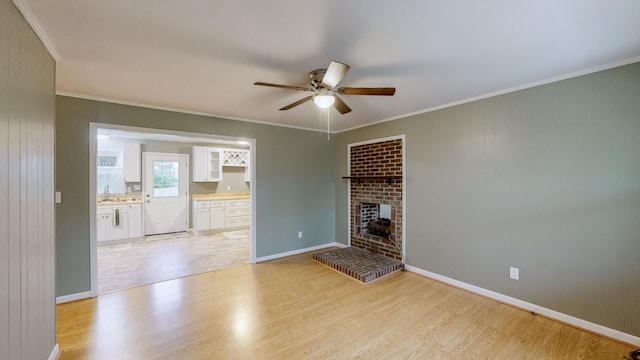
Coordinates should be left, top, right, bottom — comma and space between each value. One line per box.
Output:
153, 160, 180, 197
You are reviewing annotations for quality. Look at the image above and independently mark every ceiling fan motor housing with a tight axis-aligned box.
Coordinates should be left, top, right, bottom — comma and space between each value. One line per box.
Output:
309, 69, 327, 89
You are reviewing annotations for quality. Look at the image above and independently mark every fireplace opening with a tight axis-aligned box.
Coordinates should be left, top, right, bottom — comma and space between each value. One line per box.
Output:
368, 217, 392, 237
360, 203, 393, 238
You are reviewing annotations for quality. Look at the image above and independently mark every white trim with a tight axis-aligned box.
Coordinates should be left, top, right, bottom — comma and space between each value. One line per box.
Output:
405, 264, 640, 347
89, 123, 257, 297
256, 242, 347, 263
48, 344, 60, 360
89, 124, 98, 297
347, 135, 406, 148
12, 0, 60, 60
345, 135, 406, 263
249, 142, 256, 264
56, 291, 91, 304
337, 56, 640, 133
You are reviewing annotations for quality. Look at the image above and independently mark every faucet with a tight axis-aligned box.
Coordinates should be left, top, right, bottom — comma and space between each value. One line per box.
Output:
104, 185, 110, 201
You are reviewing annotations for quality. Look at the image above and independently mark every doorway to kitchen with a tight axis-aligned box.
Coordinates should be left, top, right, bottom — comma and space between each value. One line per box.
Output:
90, 123, 256, 296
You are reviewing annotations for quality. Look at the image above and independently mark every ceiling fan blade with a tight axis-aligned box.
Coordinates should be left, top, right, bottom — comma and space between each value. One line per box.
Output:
254, 82, 314, 92
321, 61, 351, 89
279, 95, 314, 111
333, 95, 352, 114
338, 87, 396, 96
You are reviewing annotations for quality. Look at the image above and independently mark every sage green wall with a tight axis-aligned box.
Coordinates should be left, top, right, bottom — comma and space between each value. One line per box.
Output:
56, 96, 335, 297
335, 62, 640, 337
1, 0, 57, 358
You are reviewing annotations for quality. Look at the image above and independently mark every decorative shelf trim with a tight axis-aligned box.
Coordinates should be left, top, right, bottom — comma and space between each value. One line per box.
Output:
342, 176, 402, 184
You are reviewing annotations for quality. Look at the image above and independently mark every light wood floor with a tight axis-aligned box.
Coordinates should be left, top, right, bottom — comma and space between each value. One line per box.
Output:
98, 229, 250, 293
59, 249, 636, 359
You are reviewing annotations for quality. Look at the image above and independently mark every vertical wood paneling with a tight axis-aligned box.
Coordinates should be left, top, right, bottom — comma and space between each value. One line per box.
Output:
0, 0, 56, 359
0, 0, 10, 358
7, 5, 24, 359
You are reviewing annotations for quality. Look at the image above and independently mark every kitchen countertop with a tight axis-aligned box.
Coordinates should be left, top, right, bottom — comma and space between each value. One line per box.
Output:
97, 200, 142, 206
192, 192, 250, 200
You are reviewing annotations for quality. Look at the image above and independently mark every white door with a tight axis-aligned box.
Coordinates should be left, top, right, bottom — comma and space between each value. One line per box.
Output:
143, 153, 189, 235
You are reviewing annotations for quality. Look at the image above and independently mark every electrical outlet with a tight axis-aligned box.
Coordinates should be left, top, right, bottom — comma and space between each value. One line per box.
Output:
226, 185, 231, 191
298, 231, 302, 239
510, 267, 520, 280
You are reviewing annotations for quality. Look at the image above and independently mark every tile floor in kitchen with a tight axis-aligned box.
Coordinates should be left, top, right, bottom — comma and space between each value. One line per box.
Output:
98, 229, 250, 294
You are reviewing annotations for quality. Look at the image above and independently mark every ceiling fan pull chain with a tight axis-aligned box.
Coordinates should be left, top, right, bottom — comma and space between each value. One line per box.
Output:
327, 109, 330, 140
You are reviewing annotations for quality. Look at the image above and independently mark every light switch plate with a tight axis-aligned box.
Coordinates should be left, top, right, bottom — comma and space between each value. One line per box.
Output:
55, 191, 62, 204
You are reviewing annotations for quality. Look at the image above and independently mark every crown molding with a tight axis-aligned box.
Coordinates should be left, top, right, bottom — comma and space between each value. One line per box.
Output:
12, 0, 60, 61
337, 56, 640, 133
57, 91, 339, 134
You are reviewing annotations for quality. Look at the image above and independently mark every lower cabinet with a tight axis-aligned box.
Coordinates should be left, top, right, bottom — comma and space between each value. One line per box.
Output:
225, 199, 251, 228
193, 198, 250, 233
194, 200, 226, 232
97, 203, 142, 242
96, 209, 112, 243
127, 204, 142, 238
211, 206, 226, 229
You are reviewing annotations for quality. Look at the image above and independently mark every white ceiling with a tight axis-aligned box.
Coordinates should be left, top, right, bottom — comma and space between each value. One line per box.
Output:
17, 0, 640, 132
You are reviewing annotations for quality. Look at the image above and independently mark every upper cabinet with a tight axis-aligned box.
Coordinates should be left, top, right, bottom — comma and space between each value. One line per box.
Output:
193, 146, 250, 182
222, 149, 249, 167
123, 142, 141, 183
193, 146, 223, 182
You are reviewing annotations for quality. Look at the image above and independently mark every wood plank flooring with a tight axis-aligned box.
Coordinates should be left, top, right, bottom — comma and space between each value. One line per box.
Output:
59, 249, 636, 359
98, 229, 250, 293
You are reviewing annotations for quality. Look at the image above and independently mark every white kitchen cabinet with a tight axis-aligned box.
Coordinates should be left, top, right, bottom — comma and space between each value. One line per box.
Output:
127, 204, 142, 238
222, 149, 249, 166
97, 204, 142, 242
192, 198, 250, 233
211, 206, 226, 229
96, 208, 112, 243
195, 207, 210, 232
193, 200, 226, 232
193, 146, 222, 182
123, 142, 141, 182
192, 146, 208, 182
225, 199, 251, 228
244, 164, 250, 182
97, 205, 129, 242
106, 211, 128, 241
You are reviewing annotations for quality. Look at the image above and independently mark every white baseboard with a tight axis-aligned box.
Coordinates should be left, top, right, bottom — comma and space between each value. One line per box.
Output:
48, 344, 60, 360
256, 242, 347, 262
56, 291, 91, 304
404, 264, 640, 347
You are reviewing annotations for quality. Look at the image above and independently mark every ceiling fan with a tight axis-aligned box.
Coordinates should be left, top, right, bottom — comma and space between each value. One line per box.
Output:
254, 60, 395, 114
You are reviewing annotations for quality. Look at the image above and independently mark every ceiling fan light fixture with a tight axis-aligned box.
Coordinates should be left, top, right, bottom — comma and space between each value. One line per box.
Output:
313, 94, 335, 108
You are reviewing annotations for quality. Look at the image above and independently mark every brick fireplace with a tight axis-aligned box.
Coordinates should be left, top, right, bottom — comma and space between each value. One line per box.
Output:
349, 138, 403, 261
